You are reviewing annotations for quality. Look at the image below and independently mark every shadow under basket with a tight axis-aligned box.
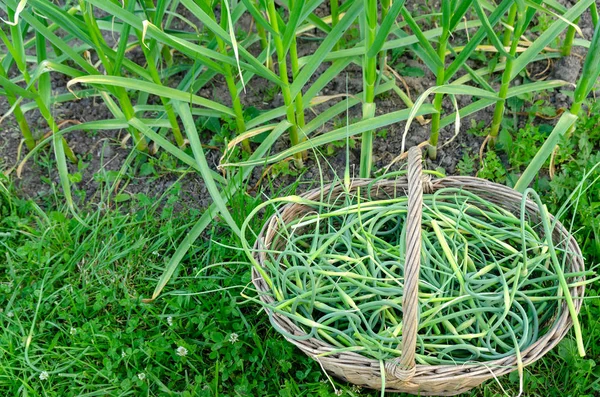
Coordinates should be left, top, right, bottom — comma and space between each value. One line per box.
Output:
251, 147, 585, 396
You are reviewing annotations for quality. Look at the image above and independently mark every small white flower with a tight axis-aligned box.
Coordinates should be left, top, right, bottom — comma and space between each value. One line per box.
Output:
137, 372, 145, 380
70, 327, 77, 335
176, 346, 188, 357
152, 250, 159, 255
351, 385, 362, 394
335, 389, 343, 396
167, 316, 173, 326
7, 311, 14, 318
39, 371, 49, 380
228, 333, 239, 343
121, 350, 126, 358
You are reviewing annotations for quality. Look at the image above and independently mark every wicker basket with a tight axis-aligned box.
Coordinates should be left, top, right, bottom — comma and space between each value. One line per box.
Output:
251, 147, 585, 396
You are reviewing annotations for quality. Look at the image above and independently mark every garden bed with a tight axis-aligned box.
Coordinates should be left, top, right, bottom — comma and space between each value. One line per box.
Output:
0, 2, 595, 210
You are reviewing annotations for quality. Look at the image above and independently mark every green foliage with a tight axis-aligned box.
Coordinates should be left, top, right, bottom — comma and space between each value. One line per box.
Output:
326, 137, 357, 156
270, 159, 301, 178
0, 0, 594, 219
0, 184, 335, 396
466, 119, 488, 137
456, 151, 476, 176
508, 123, 554, 170
339, 26, 361, 48
201, 115, 238, 147
491, 97, 600, 261
376, 129, 389, 139
388, 47, 426, 77
547, 104, 600, 262
477, 150, 507, 183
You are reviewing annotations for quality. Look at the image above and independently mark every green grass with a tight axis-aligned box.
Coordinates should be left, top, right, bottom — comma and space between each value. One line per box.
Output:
0, 174, 333, 396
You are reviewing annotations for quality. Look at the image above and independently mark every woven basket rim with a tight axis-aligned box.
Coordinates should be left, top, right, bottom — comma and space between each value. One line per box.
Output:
250, 175, 585, 395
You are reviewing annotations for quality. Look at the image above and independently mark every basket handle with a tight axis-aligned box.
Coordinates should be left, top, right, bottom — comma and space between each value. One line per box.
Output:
384, 146, 423, 382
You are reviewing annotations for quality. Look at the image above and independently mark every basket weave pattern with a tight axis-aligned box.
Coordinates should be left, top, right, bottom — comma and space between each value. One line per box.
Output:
251, 148, 585, 396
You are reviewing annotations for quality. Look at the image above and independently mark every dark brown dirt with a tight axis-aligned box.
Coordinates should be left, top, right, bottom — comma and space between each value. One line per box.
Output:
0, 2, 597, 212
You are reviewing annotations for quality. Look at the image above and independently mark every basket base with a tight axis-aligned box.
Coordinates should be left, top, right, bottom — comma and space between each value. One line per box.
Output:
324, 361, 486, 396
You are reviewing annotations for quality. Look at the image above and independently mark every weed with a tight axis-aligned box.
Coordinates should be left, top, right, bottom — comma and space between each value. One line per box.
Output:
326, 137, 357, 156
477, 150, 507, 183
467, 119, 488, 137
509, 124, 554, 170
456, 151, 476, 176
270, 159, 301, 178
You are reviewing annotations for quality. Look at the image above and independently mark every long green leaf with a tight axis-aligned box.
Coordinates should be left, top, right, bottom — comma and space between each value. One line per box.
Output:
366, 0, 406, 58
28, 0, 93, 46
446, 0, 513, 81
226, 104, 437, 167
510, 0, 594, 80
573, 20, 600, 104
505, 79, 570, 98
173, 102, 241, 236
148, 119, 292, 301
514, 113, 578, 192
472, 0, 513, 59
8, 7, 97, 76
68, 75, 235, 116
391, 27, 445, 74
290, 0, 364, 98
440, 98, 497, 128
304, 57, 356, 102
449, 0, 474, 30
179, 0, 278, 82
0, 75, 36, 98
400, 7, 443, 71
240, 0, 277, 36
28, 0, 153, 80
51, 118, 86, 225
452, 52, 563, 86
282, 0, 307, 53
